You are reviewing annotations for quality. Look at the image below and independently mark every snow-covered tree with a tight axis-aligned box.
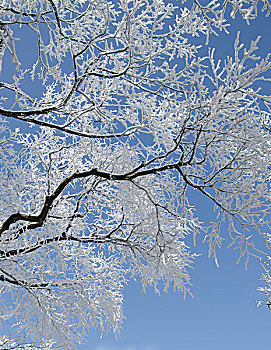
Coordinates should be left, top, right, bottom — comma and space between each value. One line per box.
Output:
0, 0, 271, 347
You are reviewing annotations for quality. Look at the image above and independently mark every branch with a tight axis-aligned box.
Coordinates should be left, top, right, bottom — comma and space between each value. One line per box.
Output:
0, 107, 140, 139
0, 155, 233, 239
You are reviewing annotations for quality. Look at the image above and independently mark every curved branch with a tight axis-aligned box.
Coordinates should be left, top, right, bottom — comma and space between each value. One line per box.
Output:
0, 107, 140, 139
0, 156, 233, 238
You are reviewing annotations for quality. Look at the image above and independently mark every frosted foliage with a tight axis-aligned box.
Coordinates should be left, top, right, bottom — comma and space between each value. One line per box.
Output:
0, 0, 270, 347
0, 335, 55, 349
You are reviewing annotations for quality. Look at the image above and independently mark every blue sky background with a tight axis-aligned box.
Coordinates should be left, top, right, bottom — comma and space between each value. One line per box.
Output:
79, 8, 271, 350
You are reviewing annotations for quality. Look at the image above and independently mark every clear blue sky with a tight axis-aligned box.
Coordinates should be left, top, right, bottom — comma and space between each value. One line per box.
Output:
79, 9, 271, 350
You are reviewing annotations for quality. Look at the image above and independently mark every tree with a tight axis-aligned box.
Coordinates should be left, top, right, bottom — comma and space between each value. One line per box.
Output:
0, 0, 270, 347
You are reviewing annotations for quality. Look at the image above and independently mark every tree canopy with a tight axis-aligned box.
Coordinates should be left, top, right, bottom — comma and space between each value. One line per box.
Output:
0, 0, 271, 348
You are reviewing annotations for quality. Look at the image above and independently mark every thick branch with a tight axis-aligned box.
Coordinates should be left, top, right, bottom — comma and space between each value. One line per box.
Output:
0, 159, 234, 239
0, 163, 182, 237
0, 107, 140, 139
